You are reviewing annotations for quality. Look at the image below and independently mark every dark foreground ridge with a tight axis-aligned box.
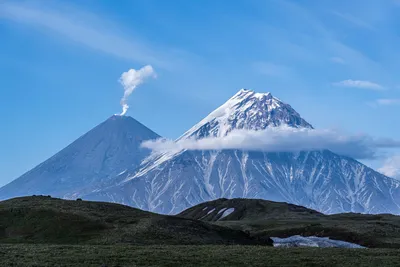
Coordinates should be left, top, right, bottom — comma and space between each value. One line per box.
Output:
178, 198, 400, 248
4, 196, 400, 249
3, 196, 400, 266
178, 197, 323, 221
1, 244, 399, 267
0, 196, 271, 246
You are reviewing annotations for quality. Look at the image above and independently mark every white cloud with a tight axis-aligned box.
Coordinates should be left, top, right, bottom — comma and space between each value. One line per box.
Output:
333, 79, 384, 90
376, 98, 400, 106
330, 57, 346, 64
379, 155, 400, 179
119, 66, 156, 115
142, 126, 400, 159
0, 1, 174, 69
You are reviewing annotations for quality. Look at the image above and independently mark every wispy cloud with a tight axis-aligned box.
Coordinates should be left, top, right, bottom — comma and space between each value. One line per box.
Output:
333, 79, 384, 90
142, 127, 400, 160
0, 1, 177, 69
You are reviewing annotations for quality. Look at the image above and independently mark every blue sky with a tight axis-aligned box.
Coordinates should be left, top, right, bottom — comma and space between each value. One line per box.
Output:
1, 0, 400, 186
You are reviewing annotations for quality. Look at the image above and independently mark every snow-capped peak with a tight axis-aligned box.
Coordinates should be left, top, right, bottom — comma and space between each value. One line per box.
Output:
179, 89, 313, 140
232, 88, 272, 100
125, 89, 313, 180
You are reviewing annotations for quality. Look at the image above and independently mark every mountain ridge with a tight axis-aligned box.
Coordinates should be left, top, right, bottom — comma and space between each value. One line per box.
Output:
3, 89, 400, 216
84, 89, 400, 215
0, 115, 160, 200
177, 197, 400, 248
0, 195, 272, 245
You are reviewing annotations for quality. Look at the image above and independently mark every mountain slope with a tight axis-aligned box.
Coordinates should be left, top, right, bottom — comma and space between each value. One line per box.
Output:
178, 198, 400, 248
85, 89, 400, 215
0, 115, 160, 200
178, 198, 322, 222
87, 149, 400, 215
0, 196, 271, 245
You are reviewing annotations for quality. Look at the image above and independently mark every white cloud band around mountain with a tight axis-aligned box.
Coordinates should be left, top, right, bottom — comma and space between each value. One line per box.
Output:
142, 126, 400, 160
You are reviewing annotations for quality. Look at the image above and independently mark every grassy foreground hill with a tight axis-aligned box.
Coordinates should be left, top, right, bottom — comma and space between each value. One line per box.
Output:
2, 196, 400, 266
0, 196, 271, 245
1, 244, 400, 267
178, 198, 400, 248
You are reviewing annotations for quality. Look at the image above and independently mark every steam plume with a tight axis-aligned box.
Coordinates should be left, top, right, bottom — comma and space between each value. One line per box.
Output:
119, 65, 156, 115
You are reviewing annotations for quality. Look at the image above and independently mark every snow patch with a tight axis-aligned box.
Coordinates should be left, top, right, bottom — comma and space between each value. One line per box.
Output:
207, 208, 216, 215
217, 208, 227, 214
271, 235, 365, 248
219, 208, 235, 220
118, 169, 127, 176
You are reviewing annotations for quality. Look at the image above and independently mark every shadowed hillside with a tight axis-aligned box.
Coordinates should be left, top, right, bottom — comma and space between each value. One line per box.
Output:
178, 198, 322, 222
0, 196, 272, 246
178, 198, 400, 248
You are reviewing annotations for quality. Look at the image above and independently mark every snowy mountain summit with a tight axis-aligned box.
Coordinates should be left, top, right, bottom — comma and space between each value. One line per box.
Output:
85, 89, 400, 215
180, 89, 312, 140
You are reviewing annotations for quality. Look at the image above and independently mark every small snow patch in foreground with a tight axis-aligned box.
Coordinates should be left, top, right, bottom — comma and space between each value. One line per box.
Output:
207, 208, 216, 215
199, 207, 216, 220
217, 208, 227, 214
219, 208, 235, 220
271, 235, 365, 248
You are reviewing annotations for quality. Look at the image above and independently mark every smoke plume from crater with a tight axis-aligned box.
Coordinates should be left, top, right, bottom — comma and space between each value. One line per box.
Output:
119, 65, 156, 115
